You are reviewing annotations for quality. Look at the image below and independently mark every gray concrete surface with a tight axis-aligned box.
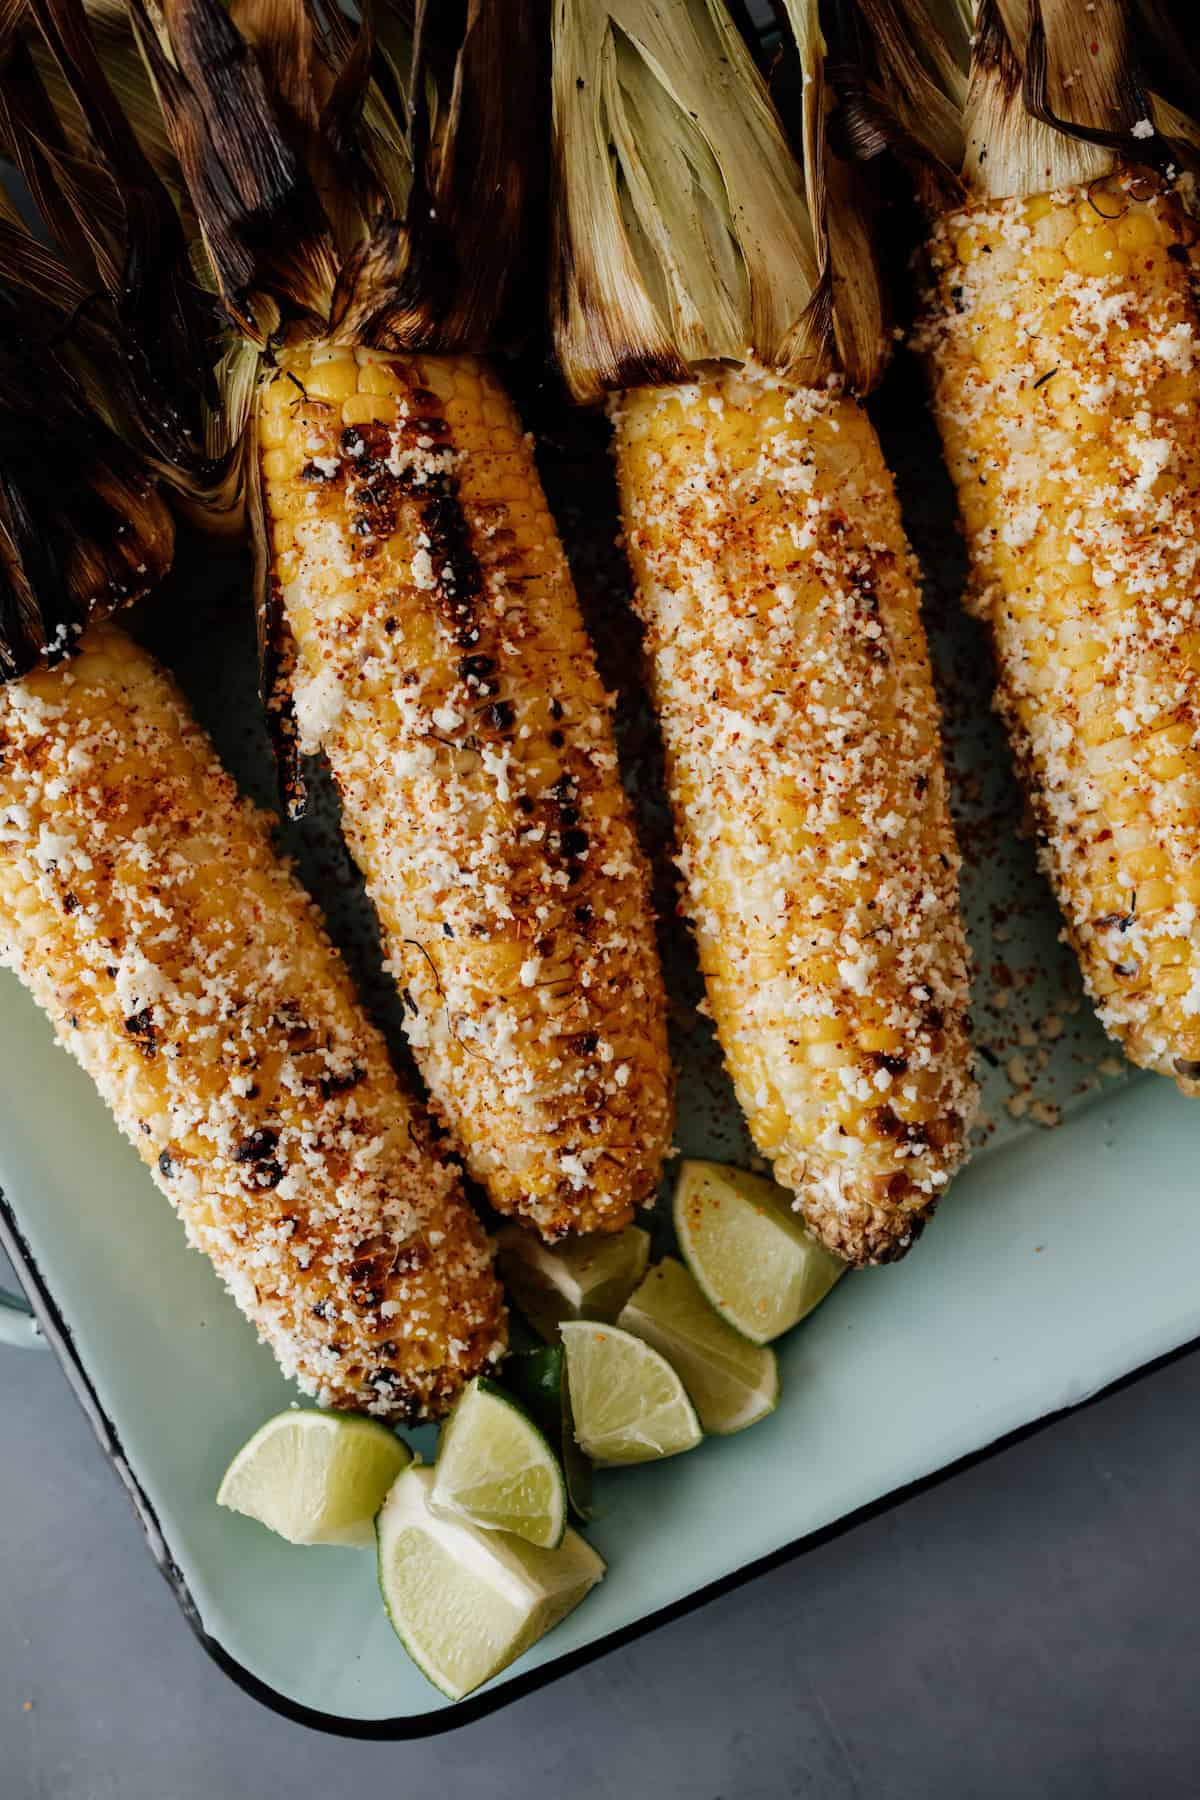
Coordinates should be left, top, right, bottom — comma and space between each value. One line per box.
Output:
3, 1242, 1198, 1800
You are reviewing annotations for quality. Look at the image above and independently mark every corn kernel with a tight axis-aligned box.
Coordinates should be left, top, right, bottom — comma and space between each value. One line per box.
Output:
1116, 210, 1160, 253
357, 361, 402, 396
1029, 247, 1067, 282
341, 394, 398, 425
302, 359, 359, 402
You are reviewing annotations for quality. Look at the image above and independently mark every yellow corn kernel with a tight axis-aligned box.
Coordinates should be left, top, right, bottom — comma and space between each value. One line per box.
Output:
1123, 844, 1169, 880
1155, 968, 1193, 996
1116, 210, 1160, 254
303, 358, 359, 402
341, 393, 398, 426
1132, 878, 1175, 913
261, 448, 292, 483
358, 359, 403, 396
1030, 247, 1068, 283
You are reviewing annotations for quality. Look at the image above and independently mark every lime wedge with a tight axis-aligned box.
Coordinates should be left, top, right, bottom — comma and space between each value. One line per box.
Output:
377, 1465, 605, 1700
674, 1159, 846, 1345
217, 1411, 411, 1548
560, 1321, 702, 1464
617, 1258, 779, 1436
495, 1224, 650, 1342
431, 1378, 567, 1548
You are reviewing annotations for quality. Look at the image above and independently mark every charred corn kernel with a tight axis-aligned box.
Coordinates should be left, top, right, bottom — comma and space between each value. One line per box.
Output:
612, 366, 977, 1267
919, 182, 1200, 1097
0, 625, 505, 1416
257, 347, 672, 1238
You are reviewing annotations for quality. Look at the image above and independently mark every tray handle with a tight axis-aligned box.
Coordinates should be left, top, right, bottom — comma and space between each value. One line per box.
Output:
0, 1286, 45, 1350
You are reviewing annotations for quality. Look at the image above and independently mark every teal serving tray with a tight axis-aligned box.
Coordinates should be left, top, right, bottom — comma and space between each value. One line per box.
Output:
1, 371, 1196, 1735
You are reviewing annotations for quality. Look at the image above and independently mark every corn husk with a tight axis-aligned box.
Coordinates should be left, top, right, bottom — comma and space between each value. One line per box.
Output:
130, 0, 545, 353
550, 0, 889, 400
0, 338, 175, 679
1134, 1, 1200, 173
821, 0, 970, 202
0, 0, 242, 676
0, 0, 247, 512
963, 0, 1145, 199
834, 0, 1188, 201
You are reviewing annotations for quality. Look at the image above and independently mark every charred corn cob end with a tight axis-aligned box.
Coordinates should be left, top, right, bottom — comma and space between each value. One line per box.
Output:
917, 179, 1200, 1095
0, 624, 506, 1417
258, 346, 673, 1238
614, 365, 977, 1263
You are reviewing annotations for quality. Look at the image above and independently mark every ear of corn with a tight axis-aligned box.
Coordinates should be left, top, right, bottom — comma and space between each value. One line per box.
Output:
916, 179, 1200, 1095
0, 623, 506, 1415
110, 0, 676, 1237
830, 0, 1200, 1096
258, 345, 673, 1239
549, 0, 976, 1262
613, 367, 977, 1264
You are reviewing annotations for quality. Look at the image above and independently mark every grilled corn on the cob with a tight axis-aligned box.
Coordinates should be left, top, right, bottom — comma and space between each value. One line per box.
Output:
0, 623, 506, 1415
917, 181, 1200, 1094
614, 367, 975, 1262
259, 345, 672, 1238
553, 0, 976, 1263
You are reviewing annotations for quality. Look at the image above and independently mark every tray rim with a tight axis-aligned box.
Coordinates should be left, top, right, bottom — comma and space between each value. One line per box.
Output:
6, 1180, 1199, 1743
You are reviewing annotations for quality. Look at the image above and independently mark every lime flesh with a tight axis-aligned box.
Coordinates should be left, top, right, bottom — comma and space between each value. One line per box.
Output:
377, 1465, 604, 1700
431, 1378, 567, 1548
217, 1411, 411, 1547
673, 1159, 846, 1344
618, 1258, 779, 1435
560, 1320, 702, 1465
495, 1225, 650, 1342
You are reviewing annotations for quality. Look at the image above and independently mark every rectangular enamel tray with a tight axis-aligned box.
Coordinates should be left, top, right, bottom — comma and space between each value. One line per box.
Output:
2, 368, 1197, 1736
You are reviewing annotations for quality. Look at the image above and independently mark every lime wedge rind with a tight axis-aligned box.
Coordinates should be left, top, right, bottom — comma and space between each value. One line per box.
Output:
377, 1464, 605, 1700
560, 1320, 703, 1465
216, 1410, 411, 1548
673, 1159, 846, 1345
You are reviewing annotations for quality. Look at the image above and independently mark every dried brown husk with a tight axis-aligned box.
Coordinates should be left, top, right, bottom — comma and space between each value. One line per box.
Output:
551, 0, 866, 402
30, 0, 181, 184
818, 0, 970, 205
0, 0, 252, 677
130, 0, 545, 353
0, 0, 247, 514
775, 0, 890, 393
0, 337, 174, 681
1134, 1, 1200, 176
1135, 1, 1200, 115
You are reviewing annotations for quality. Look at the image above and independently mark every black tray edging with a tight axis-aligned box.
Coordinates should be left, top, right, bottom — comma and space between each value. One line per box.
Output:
4, 1181, 1199, 1742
